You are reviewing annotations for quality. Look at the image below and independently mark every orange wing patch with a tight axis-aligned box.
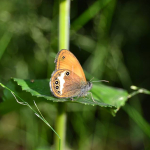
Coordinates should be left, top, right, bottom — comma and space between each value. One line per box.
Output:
50, 69, 86, 98
54, 49, 86, 82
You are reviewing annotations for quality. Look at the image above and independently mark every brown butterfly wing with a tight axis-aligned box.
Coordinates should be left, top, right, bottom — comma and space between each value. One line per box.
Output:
50, 69, 87, 98
55, 49, 86, 82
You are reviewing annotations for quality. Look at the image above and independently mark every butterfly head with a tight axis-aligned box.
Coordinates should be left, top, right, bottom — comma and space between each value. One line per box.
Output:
78, 81, 92, 97
87, 81, 92, 91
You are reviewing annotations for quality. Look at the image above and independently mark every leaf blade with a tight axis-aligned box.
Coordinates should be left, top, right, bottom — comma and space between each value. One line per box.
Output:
12, 78, 129, 113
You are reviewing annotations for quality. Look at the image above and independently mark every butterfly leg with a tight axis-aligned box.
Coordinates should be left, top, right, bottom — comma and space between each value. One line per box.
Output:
70, 97, 74, 101
88, 92, 96, 103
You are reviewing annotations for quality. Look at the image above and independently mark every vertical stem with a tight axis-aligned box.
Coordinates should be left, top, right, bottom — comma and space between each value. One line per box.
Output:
59, 0, 70, 50
55, 103, 67, 150
55, 0, 70, 150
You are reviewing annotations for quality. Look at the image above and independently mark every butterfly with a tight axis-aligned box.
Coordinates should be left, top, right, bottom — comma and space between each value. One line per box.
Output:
50, 49, 92, 100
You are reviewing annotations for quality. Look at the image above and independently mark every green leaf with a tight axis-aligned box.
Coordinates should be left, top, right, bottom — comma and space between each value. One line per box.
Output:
2, 79, 150, 116
91, 84, 128, 112
9, 78, 128, 114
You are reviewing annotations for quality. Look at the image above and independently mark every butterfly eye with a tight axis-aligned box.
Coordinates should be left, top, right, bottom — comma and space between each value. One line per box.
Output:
66, 72, 70, 76
62, 56, 65, 59
56, 86, 59, 89
58, 91, 60, 94
55, 81, 58, 84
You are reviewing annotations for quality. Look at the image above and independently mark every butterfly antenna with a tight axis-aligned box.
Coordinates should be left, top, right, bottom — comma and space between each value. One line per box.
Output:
90, 77, 95, 81
91, 80, 109, 83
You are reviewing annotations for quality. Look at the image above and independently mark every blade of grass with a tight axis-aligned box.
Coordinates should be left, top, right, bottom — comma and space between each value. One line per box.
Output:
84, 0, 116, 78
123, 104, 150, 138
0, 82, 61, 149
0, 32, 12, 60
71, 0, 112, 32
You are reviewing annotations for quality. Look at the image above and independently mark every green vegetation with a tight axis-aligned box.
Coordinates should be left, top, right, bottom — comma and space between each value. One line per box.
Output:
0, 0, 150, 150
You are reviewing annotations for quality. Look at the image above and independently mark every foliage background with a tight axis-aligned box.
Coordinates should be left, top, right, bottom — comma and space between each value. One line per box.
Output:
0, 0, 150, 149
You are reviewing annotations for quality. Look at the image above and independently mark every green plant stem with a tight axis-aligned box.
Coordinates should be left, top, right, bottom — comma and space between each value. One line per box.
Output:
55, 0, 70, 150
59, 0, 70, 50
55, 103, 66, 150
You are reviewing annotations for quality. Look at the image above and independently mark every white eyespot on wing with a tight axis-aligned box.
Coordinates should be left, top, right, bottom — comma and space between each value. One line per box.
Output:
58, 71, 66, 95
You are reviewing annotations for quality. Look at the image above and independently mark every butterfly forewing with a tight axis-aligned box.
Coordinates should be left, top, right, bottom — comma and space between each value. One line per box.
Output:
55, 49, 86, 82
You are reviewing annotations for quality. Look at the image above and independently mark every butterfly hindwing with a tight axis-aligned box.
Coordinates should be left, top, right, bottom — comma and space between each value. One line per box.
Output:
50, 69, 87, 98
